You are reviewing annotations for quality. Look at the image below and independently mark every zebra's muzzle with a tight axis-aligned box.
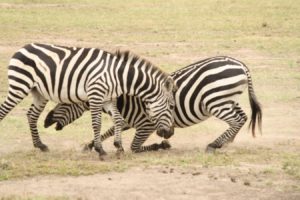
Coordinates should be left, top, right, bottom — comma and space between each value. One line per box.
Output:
44, 111, 64, 131
44, 110, 55, 128
156, 126, 174, 139
55, 123, 64, 131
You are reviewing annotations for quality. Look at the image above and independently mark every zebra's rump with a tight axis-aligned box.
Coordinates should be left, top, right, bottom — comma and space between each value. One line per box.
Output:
173, 56, 248, 127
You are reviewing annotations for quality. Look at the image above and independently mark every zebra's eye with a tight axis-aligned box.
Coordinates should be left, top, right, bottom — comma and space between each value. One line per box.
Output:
170, 104, 175, 110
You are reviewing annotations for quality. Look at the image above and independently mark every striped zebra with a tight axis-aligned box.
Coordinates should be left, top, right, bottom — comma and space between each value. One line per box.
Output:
44, 56, 262, 153
0, 43, 176, 158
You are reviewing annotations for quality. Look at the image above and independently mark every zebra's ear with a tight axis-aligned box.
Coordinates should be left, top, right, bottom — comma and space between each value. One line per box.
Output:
164, 76, 175, 93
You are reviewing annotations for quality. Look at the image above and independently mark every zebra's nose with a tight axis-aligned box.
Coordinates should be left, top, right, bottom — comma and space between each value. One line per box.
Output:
55, 123, 64, 131
44, 111, 55, 128
157, 126, 174, 139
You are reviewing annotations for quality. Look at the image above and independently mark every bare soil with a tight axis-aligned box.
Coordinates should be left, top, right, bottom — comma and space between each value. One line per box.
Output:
0, 166, 299, 200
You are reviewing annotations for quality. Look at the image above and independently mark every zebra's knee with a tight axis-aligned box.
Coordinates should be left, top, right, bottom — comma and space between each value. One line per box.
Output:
26, 109, 34, 121
130, 144, 137, 152
130, 144, 141, 153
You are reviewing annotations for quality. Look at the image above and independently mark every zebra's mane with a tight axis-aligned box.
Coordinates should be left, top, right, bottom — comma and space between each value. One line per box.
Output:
114, 50, 169, 78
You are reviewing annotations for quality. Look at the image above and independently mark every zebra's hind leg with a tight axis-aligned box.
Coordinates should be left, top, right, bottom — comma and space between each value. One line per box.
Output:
0, 88, 29, 126
87, 83, 108, 160
206, 103, 247, 153
89, 102, 107, 159
27, 90, 49, 151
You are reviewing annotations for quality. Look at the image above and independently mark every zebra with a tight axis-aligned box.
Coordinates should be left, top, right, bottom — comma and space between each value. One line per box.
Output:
0, 43, 176, 159
44, 56, 262, 153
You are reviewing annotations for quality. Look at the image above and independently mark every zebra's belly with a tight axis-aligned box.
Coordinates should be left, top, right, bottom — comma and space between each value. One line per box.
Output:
174, 115, 210, 128
32, 80, 88, 103
59, 88, 88, 103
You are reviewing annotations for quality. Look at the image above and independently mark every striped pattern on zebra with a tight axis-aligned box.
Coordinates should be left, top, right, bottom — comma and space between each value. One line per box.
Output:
44, 56, 262, 153
0, 43, 176, 158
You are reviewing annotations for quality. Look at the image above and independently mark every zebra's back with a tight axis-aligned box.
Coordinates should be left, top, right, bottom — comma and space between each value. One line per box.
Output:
9, 43, 107, 103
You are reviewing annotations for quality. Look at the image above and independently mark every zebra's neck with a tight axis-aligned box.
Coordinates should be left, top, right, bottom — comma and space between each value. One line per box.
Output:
113, 51, 168, 101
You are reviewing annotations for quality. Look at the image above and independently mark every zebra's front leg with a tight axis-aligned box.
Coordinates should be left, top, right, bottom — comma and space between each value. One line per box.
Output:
130, 129, 171, 153
82, 126, 115, 152
110, 100, 125, 158
206, 104, 247, 153
139, 140, 172, 152
27, 92, 49, 152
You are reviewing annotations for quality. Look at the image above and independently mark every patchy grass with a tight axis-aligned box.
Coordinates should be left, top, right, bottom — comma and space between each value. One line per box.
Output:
0, 0, 299, 58
0, 150, 129, 181
0, 146, 298, 181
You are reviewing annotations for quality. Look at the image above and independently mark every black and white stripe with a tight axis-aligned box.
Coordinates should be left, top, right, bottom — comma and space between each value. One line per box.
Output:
0, 43, 175, 158
45, 56, 262, 153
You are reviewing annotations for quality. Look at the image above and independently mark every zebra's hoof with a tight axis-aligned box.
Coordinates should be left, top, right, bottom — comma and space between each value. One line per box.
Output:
82, 143, 93, 153
116, 148, 125, 159
113, 141, 122, 149
161, 140, 171, 150
95, 145, 107, 155
205, 145, 216, 154
38, 144, 49, 152
98, 149, 107, 161
99, 153, 107, 161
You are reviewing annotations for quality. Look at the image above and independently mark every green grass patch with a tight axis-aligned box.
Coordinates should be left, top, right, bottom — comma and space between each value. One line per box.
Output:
282, 154, 300, 179
0, 0, 299, 56
0, 150, 130, 181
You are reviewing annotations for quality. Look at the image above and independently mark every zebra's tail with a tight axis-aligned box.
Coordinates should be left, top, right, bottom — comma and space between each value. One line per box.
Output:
245, 67, 262, 137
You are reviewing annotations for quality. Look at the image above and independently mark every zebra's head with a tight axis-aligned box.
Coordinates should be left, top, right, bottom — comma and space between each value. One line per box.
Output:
144, 76, 177, 138
44, 102, 88, 130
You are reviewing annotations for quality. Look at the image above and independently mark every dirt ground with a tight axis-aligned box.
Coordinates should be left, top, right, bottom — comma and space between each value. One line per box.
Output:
0, 107, 299, 200
0, 167, 299, 200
